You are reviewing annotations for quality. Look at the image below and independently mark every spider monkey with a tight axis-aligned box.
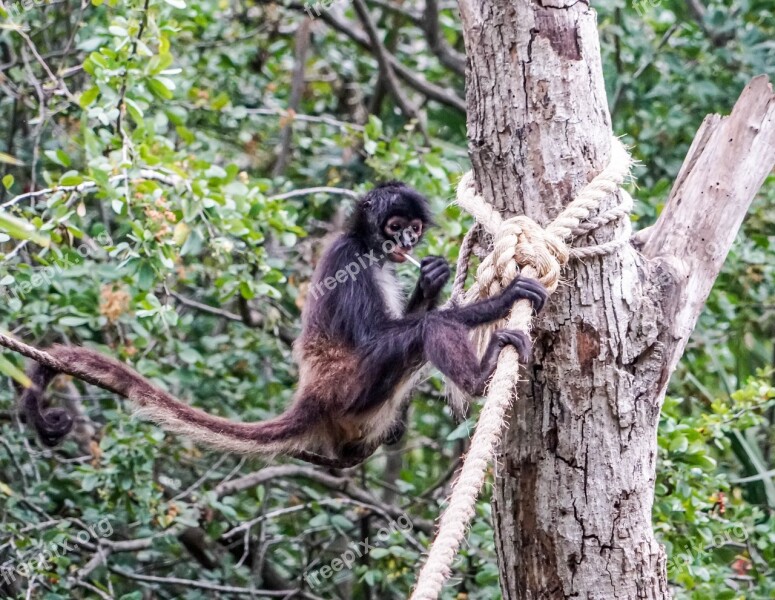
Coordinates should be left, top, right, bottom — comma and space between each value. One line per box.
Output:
20, 182, 547, 467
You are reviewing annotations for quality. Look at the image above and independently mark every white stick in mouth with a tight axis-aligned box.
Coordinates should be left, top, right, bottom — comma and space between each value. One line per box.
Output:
404, 254, 421, 268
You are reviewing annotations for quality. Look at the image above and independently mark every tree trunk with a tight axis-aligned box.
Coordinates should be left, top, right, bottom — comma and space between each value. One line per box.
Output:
457, 0, 775, 598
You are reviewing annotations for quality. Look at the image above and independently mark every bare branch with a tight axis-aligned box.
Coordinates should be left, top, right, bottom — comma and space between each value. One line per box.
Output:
268, 186, 360, 201
369, 0, 423, 25
230, 107, 367, 132
212, 463, 434, 532
423, 0, 466, 76
1, 169, 184, 210
109, 567, 297, 596
685, 0, 734, 46
642, 75, 775, 384
169, 291, 296, 346
296, 2, 466, 113
169, 291, 244, 322
271, 18, 311, 177
352, 0, 421, 123
13, 27, 77, 104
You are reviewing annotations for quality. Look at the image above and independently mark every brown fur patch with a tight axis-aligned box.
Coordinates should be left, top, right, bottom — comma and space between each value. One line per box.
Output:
294, 331, 361, 414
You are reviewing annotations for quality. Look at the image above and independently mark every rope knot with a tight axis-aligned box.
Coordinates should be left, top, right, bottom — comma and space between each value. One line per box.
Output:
453, 137, 634, 306
476, 215, 566, 297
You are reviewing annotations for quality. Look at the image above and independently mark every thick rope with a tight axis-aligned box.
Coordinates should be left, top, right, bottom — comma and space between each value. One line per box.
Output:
411, 137, 633, 600
448, 226, 478, 307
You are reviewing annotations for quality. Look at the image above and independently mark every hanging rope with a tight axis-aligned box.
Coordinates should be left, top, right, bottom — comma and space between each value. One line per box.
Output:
411, 137, 634, 600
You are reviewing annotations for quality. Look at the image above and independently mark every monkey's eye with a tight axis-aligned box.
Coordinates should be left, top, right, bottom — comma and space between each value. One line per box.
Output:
387, 222, 402, 232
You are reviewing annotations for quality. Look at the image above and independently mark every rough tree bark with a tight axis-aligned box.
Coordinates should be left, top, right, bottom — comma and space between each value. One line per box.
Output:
457, 1, 775, 598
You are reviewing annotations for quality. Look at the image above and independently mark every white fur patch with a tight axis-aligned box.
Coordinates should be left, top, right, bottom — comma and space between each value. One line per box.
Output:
373, 264, 405, 318
363, 367, 426, 445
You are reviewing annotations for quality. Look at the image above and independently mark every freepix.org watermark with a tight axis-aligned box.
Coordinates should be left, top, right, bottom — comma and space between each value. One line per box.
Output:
0, 231, 115, 310
302, 0, 348, 19
305, 513, 412, 586
3, 0, 66, 19
0, 518, 114, 584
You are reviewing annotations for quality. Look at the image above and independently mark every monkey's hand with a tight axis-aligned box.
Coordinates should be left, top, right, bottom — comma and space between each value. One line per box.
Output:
406, 256, 451, 314
504, 275, 549, 314
418, 256, 450, 300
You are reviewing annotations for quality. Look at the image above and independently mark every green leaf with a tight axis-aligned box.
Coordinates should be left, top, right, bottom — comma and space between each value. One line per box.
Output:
79, 85, 100, 109
669, 435, 689, 454
124, 97, 144, 121
0, 151, 24, 166
732, 430, 775, 508
148, 78, 175, 100
58, 316, 91, 327
2, 174, 13, 189
0, 211, 50, 246
446, 419, 474, 441
59, 171, 83, 186
137, 262, 156, 290
45, 149, 72, 167
0, 353, 32, 388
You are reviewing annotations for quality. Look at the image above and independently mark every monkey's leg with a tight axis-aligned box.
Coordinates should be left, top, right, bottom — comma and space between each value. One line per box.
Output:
424, 320, 532, 398
291, 437, 381, 468
442, 275, 548, 327
290, 449, 369, 469
20, 363, 75, 446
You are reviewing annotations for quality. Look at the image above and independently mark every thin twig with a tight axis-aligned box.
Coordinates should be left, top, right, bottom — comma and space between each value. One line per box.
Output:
272, 18, 311, 177
109, 567, 297, 596
1, 169, 183, 210
14, 28, 76, 103
115, 0, 151, 137
268, 186, 360, 201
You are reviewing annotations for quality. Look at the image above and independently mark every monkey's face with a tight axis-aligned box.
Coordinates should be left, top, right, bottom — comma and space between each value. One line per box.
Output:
350, 182, 433, 259
383, 214, 424, 263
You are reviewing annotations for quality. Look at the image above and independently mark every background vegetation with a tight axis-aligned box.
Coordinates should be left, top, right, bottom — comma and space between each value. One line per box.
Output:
0, 0, 772, 598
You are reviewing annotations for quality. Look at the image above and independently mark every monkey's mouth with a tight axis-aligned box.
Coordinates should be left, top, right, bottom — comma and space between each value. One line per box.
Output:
389, 246, 413, 263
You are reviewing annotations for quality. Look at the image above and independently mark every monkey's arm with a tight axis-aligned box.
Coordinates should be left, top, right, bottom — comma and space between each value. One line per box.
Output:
405, 256, 450, 314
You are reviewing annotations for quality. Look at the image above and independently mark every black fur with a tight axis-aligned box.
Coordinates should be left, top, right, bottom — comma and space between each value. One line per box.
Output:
300, 183, 548, 454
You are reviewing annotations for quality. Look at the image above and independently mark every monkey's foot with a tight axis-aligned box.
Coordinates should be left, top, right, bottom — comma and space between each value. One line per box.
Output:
494, 329, 533, 363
